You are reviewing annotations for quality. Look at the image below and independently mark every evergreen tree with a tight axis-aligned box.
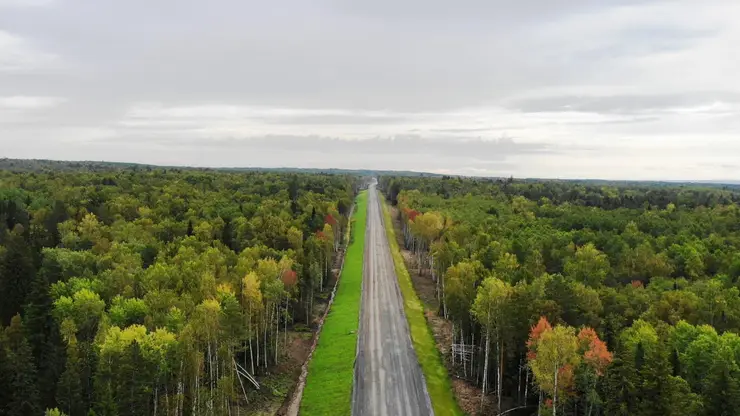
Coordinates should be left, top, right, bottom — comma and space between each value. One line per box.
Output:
0, 327, 10, 412
4, 315, 41, 416
702, 360, 740, 416
221, 218, 234, 250
57, 321, 84, 416
0, 227, 36, 325
24, 268, 65, 409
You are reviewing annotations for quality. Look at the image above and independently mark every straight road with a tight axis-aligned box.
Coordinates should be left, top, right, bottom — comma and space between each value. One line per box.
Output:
352, 184, 433, 416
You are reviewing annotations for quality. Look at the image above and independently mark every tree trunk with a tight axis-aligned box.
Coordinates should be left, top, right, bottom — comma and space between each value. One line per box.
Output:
452, 323, 456, 368
471, 330, 476, 385
275, 303, 280, 365
587, 378, 596, 416
442, 272, 447, 318
498, 340, 504, 414
462, 327, 467, 378
553, 367, 558, 416
208, 341, 214, 414
154, 385, 158, 416
256, 319, 260, 370
518, 356, 523, 404
538, 390, 542, 416
264, 308, 268, 368
194, 371, 199, 416
285, 296, 289, 348
248, 337, 255, 375
481, 331, 490, 412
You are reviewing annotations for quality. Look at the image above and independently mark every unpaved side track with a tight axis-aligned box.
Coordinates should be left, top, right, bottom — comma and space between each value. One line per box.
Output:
352, 184, 433, 416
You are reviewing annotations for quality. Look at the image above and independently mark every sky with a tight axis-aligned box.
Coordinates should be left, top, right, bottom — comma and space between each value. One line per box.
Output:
1, 0, 739, 180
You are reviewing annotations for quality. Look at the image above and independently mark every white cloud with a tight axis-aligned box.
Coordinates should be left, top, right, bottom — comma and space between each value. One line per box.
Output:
0, 95, 65, 109
0, 30, 58, 72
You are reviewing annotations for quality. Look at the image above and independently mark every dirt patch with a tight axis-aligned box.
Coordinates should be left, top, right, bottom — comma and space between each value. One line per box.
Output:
286, 332, 313, 368
452, 378, 486, 415
273, 331, 313, 415
427, 313, 452, 359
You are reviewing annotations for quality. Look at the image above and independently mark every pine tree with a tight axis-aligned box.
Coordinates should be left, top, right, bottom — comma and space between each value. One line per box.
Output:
702, 359, 740, 416
0, 227, 36, 325
57, 328, 84, 416
0, 327, 11, 411
24, 268, 65, 409
221, 218, 234, 250
5, 315, 41, 416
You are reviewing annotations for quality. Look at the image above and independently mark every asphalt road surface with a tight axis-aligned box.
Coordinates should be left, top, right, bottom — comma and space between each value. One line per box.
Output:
352, 185, 433, 416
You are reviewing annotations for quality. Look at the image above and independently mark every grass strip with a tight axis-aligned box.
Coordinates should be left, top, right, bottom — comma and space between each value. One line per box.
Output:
300, 190, 368, 416
380, 194, 465, 416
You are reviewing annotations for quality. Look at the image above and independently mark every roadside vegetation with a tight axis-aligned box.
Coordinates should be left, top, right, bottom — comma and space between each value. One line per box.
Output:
301, 191, 368, 416
380, 194, 464, 416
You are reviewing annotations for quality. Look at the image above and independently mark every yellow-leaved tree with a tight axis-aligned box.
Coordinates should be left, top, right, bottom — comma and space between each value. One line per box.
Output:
529, 323, 581, 416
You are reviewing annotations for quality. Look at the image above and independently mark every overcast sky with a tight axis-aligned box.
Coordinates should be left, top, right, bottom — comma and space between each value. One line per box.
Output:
2, 0, 739, 180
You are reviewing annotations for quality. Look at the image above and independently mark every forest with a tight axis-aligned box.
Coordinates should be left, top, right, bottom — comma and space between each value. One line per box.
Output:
380, 175, 740, 416
0, 167, 359, 416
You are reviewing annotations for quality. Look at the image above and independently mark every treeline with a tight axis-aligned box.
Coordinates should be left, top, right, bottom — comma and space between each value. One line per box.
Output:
0, 169, 358, 415
380, 175, 740, 416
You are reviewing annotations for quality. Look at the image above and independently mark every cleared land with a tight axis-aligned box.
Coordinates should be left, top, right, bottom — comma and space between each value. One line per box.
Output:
379, 192, 464, 416
300, 191, 368, 416
352, 185, 434, 416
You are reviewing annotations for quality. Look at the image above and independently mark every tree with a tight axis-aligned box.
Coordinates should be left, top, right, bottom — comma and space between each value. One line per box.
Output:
577, 327, 613, 416
564, 243, 610, 287
528, 323, 581, 416
445, 261, 481, 331
472, 276, 512, 412
23, 265, 64, 410
56, 319, 83, 416
0, 226, 36, 325
4, 314, 42, 416
242, 271, 263, 374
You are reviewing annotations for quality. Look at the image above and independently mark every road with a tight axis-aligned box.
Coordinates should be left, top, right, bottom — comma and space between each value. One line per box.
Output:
352, 184, 433, 416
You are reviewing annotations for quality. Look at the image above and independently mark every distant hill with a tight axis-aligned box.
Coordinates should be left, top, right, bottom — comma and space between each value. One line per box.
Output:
226, 167, 443, 177
0, 158, 736, 187
0, 158, 442, 177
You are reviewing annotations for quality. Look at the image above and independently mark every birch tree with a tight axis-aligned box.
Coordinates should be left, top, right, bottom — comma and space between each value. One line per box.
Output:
529, 323, 581, 416
472, 276, 512, 413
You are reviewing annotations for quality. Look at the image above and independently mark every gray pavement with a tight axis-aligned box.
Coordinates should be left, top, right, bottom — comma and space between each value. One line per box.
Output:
352, 185, 433, 416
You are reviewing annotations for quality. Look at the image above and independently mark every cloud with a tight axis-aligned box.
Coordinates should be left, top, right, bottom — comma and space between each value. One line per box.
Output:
114, 102, 657, 142
0, 31, 58, 72
1, 0, 740, 180
0, 95, 64, 109
507, 92, 740, 115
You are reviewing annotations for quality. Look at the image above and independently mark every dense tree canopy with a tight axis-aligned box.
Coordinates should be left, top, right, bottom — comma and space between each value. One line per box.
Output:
0, 168, 358, 415
381, 175, 740, 416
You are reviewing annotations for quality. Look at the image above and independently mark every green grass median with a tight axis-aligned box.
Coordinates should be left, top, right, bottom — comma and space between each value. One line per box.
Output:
380, 195, 464, 416
300, 190, 367, 416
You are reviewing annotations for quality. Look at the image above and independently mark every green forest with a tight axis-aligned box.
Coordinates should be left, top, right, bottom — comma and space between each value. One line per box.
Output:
380, 175, 740, 416
4, 162, 740, 416
0, 167, 359, 416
